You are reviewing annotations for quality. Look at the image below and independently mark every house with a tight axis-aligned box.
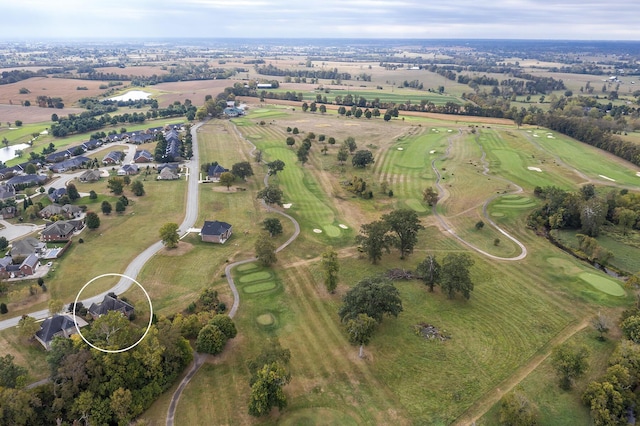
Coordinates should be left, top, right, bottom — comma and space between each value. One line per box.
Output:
78, 169, 101, 183
0, 183, 16, 200
257, 83, 273, 89
223, 107, 244, 117
81, 139, 102, 151
200, 220, 232, 244
50, 156, 90, 173
6, 174, 47, 187
133, 150, 153, 163
0, 256, 13, 279
40, 219, 83, 242
130, 133, 154, 144
158, 167, 179, 180
117, 164, 139, 176
207, 164, 228, 182
45, 151, 71, 163
48, 188, 67, 203
0, 206, 17, 219
88, 294, 134, 320
102, 151, 123, 165
10, 237, 46, 260
19, 253, 40, 276
35, 314, 88, 351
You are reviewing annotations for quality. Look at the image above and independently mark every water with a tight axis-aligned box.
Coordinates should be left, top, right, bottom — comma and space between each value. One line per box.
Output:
108, 90, 152, 102
0, 143, 31, 163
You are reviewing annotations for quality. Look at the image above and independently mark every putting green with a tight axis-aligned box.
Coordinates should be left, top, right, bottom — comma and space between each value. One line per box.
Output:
406, 199, 428, 212
499, 197, 532, 204
490, 212, 505, 217
579, 273, 625, 296
256, 313, 275, 326
244, 281, 277, 294
279, 408, 359, 426
495, 202, 536, 209
239, 271, 273, 283
236, 263, 259, 272
323, 225, 341, 237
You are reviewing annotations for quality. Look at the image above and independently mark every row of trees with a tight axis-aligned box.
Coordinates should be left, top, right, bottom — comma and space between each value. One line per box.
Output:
356, 209, 424, 263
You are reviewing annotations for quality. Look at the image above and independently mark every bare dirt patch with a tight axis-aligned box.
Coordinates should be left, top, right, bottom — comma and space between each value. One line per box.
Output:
159, 241, 194, 256
152, 80, 234, 107
0, 77, 110, 108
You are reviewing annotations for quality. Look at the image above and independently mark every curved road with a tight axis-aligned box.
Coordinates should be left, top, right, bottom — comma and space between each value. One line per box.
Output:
431, 130, 527, 261
166, 120, 301, 426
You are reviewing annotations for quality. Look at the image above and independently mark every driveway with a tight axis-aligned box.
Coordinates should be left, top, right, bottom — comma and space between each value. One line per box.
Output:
0, 219, 41, 241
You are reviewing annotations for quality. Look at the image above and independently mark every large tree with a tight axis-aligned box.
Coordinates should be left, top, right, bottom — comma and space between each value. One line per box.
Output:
337, 146, 349, 164
219, 171, 235, 190
48, 299, 64, 316
499, 391, 539, 426
131, 180, 145, 196
196, 324, 227, 354
355, 220, 393, 264
343, 136, 357, 153
257, 186, 283, 206
255, 232, 277, 266
85, 211, 100, 229
66, 183, 80, 201
231, 161, 254, 181
580, 197, 607, 237
338, 276, 403, 323
345, 313, 377, 358
423, 186, 439, 206
159, 222, 180, 248
382, 209, 424, 259
262, 218, 283, 237
101, 200, 112, 215
416, 255, 440, 292
551, 342, 590, 390
248, 361, 291, 417
107, 177, 124, 195
17, 315, 39, 340
440, 253, 475, 299
351, 150, 374, 168
0, 354, 27, 388
267, 159, 285, 176
321, 248, 339, 293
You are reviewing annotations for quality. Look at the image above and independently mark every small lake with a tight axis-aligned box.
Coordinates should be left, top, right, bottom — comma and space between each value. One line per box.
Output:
108, 90, 152, 102
0, 143, 31, 163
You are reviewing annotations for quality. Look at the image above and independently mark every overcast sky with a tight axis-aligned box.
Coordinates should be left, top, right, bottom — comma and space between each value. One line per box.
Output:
2, 0, 639, 40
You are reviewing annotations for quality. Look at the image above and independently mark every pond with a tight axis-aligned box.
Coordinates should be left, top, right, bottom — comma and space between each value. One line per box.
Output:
0, 143, 31, 163
108, 90, 152, 102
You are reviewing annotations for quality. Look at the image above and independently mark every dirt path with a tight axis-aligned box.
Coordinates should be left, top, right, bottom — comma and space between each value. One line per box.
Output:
452, 318, 590, 425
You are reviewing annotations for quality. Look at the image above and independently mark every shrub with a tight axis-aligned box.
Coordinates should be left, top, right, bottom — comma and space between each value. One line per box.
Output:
0, 303, 7, 314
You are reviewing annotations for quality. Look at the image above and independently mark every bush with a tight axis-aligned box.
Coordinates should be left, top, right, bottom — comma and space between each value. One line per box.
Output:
196, 324, 227, 355
0, 303, 7, 314
37, 278, 44, 286
209, 315, 237, 339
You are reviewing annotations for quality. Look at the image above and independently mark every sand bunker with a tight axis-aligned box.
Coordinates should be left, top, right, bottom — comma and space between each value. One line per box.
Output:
283, 203, 292, 209
430, 150, 436, 154
547, 135, 554, 138
599, 175, 616, 182
397, 147, 404, 151
338, 224, 348, 229
313, 229, 323, 233
533, 134, 540, 137
636, 172, 640, 177
447, 129, 453, 132
527, 167, 542, 172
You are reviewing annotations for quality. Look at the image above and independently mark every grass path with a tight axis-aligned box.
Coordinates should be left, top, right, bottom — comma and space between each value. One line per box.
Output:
452, 318, 590, 425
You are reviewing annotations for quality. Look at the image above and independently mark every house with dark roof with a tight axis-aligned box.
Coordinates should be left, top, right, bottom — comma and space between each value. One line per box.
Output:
130, 133, 154, 144
133, 150, 154, 163
207, 164, 228, 182
50, 156, 90, 173
0, 256, 14, 279
102, 151, 123, 165
41, 220, 83, 242
48, 188, 66, 203
6, 174, 47, 187
10, 237, 46, 261
0, 183, 16, 200
45, 150, 72, 163
81, 139, 102, 151
88, 294, 134, 320
78, 169, 102, 182
0, 205, 17, 219
223, 106, 244, 117
19, 253, 40, 276
200, 220, 232, 244
35, 314, 88, 351
117, 164, 139, 176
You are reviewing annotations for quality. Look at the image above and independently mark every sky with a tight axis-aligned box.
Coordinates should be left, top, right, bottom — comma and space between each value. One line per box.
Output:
2, 0, 640, 40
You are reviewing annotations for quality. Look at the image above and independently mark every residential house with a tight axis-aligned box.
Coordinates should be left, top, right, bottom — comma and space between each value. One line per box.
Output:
10, 237, 46, 261
200, 220, 232, 244
50, 156, 90, 173
48, 188, 66, 203
0, 183, 16, 200
0, 206, 17, 219
40, 219, 83, 242
88, 294, 134, 320
158, 167, 179, 180
19, 253, 40, 276
133, 150, 153, 163
38, 204, 81, 220
0, 256, 13, 279
45, 151, 71, 163
35, 314, 88, 351
223, 106, 244, 117
6, 174, 47, 187
130, 133, 154, 144
81, 139, 102, 151
102, 151, 124, 165
207, 164, 228, 182
78, 169, 101, 183
117, 164, 139, 176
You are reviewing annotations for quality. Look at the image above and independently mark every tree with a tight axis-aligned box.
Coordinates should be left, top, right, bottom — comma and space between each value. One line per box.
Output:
267, 159, 285, 176
337, 146, 349, 164
345, 313, 377, 358
0, 303, 7, 314
286, 136, 295, 147
209, 315, 237, 339
355, 220, 393, 264
321, 248, 339, 293
115, 200, 126, 213
0, 354, 27, 388
85, 211, 100, 229
551, 342, 590, 390
0, 236, 8, 251
440, 253, 475, 299
580, 197, 607, 237
582, 380, 626, 426
17, 315, 39, 340
248, 361, 291, 417
344, 136, 357, 153
621, 315, 640, 343
262, 218, 283, 237
423, 186, 439, 206
319, 104, 327, 114
475, 220, 485, 230
499, 391, 538, 426
615, 207, 637, 236
66, 183, 80, 201
110, 387, 133, 426
416, 255, 440, 292
231, 161, 254, 181
382, 209, 424, 259
48, 299, 64, 316
296, 146, 309, 165
255, 232, 277, 266
328, 137, 336, 145
257, 186, 283, 206
338, 275, 403, 323
352, 150, 374, 168
131, 180, 145, 196
89, 190, 97, 200
107, 177, 124, 195
101, 201, 112, 215
384, 113, 392, 121
159, 222, 180, 248
196, 324, 227, 354
219, 171, 235, 190
87, 310, 138, 349
24, 163, 36, 174
592, 313, 610, 341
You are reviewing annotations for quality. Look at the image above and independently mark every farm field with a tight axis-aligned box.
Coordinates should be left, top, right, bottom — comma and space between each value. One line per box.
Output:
138, 104, 637, 425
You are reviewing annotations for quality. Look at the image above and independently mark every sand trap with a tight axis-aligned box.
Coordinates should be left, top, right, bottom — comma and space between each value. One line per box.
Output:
397, 147, 404, 151
283, 203, 292, 209
338, 224, 348, 229
430, 150, 436, 154
599, 175, 616, 182
313, 229, 323, 233
547, 135, 554, 138
526, 130, 532, 133
40, 130, 48, 135
431, 128, 437, 131
528, 167, 542, 172
447, 129, 453, 132
636, 172, 640, 177
533, 134, 540, 137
